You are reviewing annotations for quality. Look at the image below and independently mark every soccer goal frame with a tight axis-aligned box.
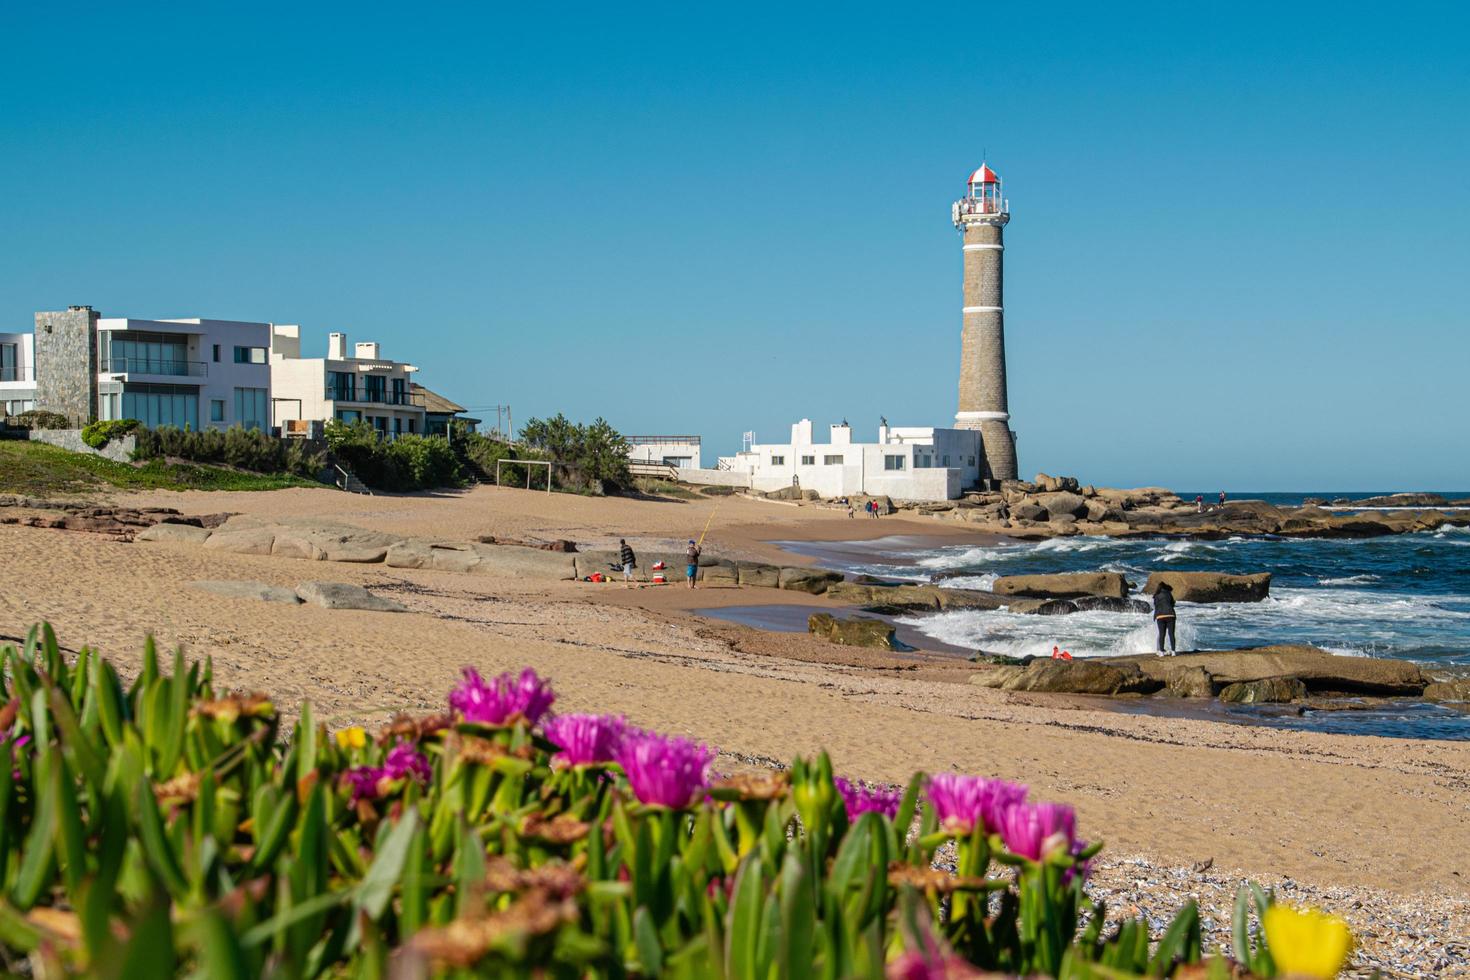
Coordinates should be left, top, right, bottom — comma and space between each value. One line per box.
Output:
495, 458, 553, 493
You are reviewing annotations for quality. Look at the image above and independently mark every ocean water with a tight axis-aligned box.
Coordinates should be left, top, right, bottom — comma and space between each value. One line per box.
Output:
773, 493, 1470, 739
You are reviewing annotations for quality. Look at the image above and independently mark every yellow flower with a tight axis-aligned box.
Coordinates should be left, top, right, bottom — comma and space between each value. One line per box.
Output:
1264, 904, 1353, 979
335, 726, 368, 750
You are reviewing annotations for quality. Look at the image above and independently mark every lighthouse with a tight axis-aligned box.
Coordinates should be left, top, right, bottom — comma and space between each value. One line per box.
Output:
952, 163, 1018, 484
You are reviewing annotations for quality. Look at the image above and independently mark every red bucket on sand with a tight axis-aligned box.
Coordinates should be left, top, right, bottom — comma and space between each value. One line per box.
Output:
652, 574, 667, 584
590, 573, 605, 583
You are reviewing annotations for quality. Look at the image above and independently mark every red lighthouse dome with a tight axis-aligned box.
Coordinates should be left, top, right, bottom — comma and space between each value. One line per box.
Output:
967, 163, 1000, 185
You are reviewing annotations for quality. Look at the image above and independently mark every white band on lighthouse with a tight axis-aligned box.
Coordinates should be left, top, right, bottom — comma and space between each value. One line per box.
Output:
962, 306, 1002, 313
963, 243, 1004, 251
955, 411, 1010, 421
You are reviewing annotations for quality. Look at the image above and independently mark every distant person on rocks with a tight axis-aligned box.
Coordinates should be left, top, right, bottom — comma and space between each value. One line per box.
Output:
685, 539, 701, 589
1218, 490, 1227, 508
618, 539, 637, 587
1153, 583, 1177, 655
1195, 494, 1205, 513
846, 500, 855, 519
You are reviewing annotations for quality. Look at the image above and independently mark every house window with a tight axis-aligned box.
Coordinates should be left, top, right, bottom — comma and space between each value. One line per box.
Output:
121, 383, 198, 430
210, 399, 225, 422
824, 455, 843, 465
336, 410, 361, 423
212, 344, 221, 363
770, 455, 785, 466
364, 374, 387, 403
0, 343, 18, 381
916, 455, 930, 469
393, 417, 403, 436
327, 371, 355, 401
884, 455, 906, 471
968, 456, 976, 467
233, 346, 266, 364
800, 455, 815, 466
391, 377, 406, 405
942, 455, 951, 467
233, 387, 268, 430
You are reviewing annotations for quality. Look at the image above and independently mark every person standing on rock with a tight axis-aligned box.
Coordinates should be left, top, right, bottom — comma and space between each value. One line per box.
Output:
1153, 583, 1178, 655
1195, 494, 1205, 514
618, 539, 637, 588
685, 539, 701, 589
1218, 490, 1227, 509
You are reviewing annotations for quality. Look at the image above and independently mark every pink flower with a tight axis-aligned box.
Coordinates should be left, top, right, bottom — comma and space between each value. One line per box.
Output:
614, 730, 715, 809
543, 713, 627, 767
385, 742, 431, 783
926, 774, 1028, 835
885, 951, 984, 979
996, 801, 1077, 862
836, 777, 903, 821
449, 667, 555, 726
344, 743, 431, 804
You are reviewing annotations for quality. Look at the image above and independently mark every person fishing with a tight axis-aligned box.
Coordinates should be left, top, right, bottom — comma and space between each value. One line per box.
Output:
1153, 582, 1177, 655
618, 538, 637, 588
685, 538, 701, 589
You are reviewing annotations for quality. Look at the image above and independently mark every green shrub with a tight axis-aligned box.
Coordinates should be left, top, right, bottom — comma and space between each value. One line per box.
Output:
0, 624, 1309, 977
323, 420, 462, 491
10, 409, 70, 430
133, 425, 324, 478
519, 413, 633, 493
80, 418, 141, 449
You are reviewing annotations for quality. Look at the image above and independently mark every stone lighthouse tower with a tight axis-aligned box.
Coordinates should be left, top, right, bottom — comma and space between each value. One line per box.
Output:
952, 163, 1018, 484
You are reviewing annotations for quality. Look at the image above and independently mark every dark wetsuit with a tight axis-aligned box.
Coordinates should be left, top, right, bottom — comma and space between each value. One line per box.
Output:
1153, 588, 1177, 653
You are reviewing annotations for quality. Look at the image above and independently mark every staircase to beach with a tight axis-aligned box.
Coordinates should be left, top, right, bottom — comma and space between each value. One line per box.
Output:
333, 463, 372, 495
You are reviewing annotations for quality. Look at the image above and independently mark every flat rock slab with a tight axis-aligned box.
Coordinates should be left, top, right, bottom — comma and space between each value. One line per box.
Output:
993, 572, 1129, 601
808, 613, 900, 650
1219, 677, 1307, 704
1143, 572, 1271, 603
737, 564, 781, 588
471, 543, 576, 580
138, 524, 214, 545
190, 580, 302, 604
1109, 645, 1425, 695
971, 659, 1159, 696
202, 527, 277, 556
295, 581, 407, 613
778, 567, 845, 595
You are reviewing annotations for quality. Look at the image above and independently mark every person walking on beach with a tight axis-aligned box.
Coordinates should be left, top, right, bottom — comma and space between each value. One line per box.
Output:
685, 539, 701, 589
846, 500, 855, 519
618, 538, 637, 588
1153, 583, 1177, 655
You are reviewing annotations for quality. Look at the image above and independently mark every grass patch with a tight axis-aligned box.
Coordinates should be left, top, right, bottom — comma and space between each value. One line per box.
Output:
0, 439, 322, 495
632, 477, 700, 499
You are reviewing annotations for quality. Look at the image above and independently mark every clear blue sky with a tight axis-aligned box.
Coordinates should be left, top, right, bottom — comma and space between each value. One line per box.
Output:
3, 2, 1467, 491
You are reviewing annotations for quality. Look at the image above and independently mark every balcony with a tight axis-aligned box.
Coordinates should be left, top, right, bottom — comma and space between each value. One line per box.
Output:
324, 386, 425, 408
100, 357, 208, 378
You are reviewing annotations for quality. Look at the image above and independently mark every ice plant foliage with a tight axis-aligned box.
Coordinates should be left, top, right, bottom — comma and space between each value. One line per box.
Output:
925, 773, 1029, 835
449, 666, 555, 726
836, 776, 903, 821
0, 624, 1297, 978
613, 729, 715, 808
542, 712, 627, 767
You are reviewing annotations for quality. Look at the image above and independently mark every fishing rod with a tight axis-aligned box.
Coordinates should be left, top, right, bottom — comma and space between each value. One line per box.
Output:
696, 495, 723, 548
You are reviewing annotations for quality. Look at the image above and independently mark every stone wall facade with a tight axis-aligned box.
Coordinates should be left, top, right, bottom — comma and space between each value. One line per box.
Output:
28, 428, 136, 463
33, 307, 99, 425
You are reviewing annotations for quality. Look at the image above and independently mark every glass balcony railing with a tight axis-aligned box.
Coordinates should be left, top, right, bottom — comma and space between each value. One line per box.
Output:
324, 386, 425, 407
100, 357, 208, 377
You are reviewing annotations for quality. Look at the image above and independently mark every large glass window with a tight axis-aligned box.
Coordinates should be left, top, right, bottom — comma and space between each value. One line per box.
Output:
884, 455, 906, 471
391, 377, 406, 404
335, 410, 361, 423
233, 346, 266, 364
364, 375, 386, 403
121, 383, 199, 430
234, 387, 268, 430
211, 400, 225, 422
327, 371, 356, 401
0, 343, 18, 381
107, 332, 190, 375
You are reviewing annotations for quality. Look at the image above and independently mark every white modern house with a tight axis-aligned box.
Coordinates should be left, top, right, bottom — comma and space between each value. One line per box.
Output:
0, 330, 37, 417
626, 435, 702, 469
714, 419, 984, 501
93, 317, 274, 431
269, 327, 426, 438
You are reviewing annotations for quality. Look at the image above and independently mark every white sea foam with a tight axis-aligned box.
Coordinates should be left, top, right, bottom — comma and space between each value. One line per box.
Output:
938, 573, 998, 591
915, 545, 1018, 570
1318, 574, 1381, 586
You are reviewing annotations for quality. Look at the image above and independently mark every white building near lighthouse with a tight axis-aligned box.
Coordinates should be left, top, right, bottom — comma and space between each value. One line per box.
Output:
715, 419, 983, 501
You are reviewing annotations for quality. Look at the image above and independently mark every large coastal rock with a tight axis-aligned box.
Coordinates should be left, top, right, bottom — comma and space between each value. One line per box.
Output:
698, 563, 740, 586
270, 524, 399, 563
778, 567, 844, 594
474, 544, 577, 580
737, 564, 781, 588
190, 580, 302, 604
826, 582, 1007, 613
1110, 646, 1425, 695
973, 659, 1159, 696
1143, 572, 1271, 603
137, 523, 214, 545
807, 613, 900, 650
202, 527, 278, 556
1219, 678, 1307, 704
295, 581, 407, 613
1423, 679, 1470, 701
1165, 666, 1215, 698
1037, 491, 1088, 519
993, 572, 1129, 601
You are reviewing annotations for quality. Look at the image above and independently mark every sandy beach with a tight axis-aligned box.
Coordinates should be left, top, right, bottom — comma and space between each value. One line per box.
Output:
3, 483, 1467, 972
